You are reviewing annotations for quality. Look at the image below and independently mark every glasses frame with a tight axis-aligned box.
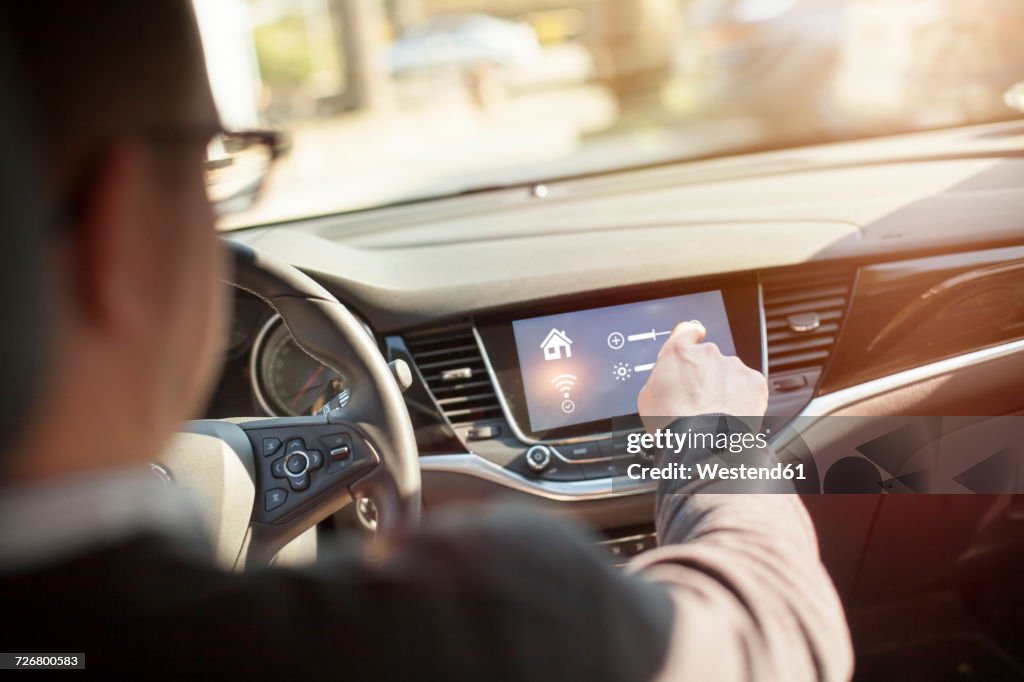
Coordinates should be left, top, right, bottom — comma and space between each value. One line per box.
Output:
203, 129, 288, 212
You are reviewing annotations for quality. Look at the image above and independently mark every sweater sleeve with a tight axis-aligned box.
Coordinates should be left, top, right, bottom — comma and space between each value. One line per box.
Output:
629, 415, 854, 682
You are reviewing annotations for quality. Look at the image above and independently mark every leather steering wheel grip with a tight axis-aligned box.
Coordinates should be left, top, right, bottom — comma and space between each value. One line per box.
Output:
226, 240, 421, 533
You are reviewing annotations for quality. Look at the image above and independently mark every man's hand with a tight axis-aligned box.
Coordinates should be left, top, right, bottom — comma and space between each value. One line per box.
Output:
637, 321, 768, 431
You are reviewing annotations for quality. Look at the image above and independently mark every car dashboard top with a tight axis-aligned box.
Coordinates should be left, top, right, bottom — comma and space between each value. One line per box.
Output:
212, 120, 1024, 508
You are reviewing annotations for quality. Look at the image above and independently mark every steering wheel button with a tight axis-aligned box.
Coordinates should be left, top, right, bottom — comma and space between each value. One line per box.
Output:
321, 433, 348, 449
286, 438, 305, 453
262, 437, 282, 457
271, 457, 286, 478
329, 445, 351, 461
327, 456, 352, 475
265, 488, 287, 512
306, 449, 324, 470
285, 452, 308, 475
289, 472, 309, 491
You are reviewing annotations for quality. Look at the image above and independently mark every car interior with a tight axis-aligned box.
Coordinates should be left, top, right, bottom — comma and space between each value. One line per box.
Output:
163, 116, 1024, 679
18, 0, 1022, 678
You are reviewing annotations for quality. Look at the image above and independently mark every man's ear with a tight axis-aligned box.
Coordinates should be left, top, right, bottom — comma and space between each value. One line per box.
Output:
72, 143, 159, 337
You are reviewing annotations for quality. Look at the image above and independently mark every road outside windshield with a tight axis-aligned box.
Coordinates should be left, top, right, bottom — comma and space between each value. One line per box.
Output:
192, 0, 1024, 229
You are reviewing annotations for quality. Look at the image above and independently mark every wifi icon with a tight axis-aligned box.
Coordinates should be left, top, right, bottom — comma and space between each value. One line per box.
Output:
551, 374, 577, 399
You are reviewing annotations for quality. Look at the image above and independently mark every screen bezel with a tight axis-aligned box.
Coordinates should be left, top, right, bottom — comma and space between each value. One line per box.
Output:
475, 274, 764, 443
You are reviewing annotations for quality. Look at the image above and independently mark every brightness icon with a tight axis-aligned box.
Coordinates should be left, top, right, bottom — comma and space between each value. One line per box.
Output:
613, 362, 633, 381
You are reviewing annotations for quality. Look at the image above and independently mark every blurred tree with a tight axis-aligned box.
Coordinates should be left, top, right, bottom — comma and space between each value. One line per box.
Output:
328, 0, 394, 112
254, 14, 316, 87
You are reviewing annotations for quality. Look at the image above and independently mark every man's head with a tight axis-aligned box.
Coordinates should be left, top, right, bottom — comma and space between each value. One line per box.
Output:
1, 1, 228, 480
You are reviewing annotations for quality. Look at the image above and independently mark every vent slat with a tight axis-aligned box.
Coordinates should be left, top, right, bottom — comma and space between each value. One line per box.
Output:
442, 406, 504, 421
769, 349, 832, 372
405, 322, 503, 428
764, 285, 850, 306
406, 339, 476, 355
407, 343, 479, 360
430, 380, 494, 395
765, 296, 847, 319
416, 356, 484, 371
436, 392, 499, 406
768, 335, 836, 356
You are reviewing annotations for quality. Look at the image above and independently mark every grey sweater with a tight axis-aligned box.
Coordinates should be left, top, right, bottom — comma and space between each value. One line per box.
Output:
633, 414, 853, 681
0, 415, 852, 680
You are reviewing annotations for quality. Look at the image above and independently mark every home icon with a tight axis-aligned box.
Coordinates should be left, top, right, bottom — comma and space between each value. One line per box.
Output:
541, 328, 573, 361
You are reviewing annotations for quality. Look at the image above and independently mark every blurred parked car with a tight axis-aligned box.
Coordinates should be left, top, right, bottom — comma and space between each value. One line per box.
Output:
388, 14, 541, 76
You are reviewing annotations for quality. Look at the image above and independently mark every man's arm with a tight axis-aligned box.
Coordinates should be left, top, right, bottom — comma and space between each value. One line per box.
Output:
632, 322, 853, 682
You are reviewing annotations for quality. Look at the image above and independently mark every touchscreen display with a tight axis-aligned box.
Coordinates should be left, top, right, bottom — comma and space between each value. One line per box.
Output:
511, 291, 735, 432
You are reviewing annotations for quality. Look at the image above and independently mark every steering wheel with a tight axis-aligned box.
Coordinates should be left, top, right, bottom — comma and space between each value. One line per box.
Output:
165, 240, 421, 566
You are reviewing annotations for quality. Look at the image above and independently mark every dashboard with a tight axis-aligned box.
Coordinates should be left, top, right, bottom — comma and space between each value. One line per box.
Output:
210, 119, 1024, 508
214, 121, 1024, 507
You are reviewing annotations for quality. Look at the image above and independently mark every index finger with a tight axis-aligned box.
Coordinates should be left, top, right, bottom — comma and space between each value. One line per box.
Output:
670, 320, 706, 345
655, 321, 707, 360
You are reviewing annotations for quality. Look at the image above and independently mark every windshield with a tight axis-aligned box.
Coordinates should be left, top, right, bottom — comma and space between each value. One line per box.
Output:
192, 0, 1024, 229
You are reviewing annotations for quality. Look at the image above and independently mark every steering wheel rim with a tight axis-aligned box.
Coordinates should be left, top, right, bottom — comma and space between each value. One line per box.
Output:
226, 240, 421, 543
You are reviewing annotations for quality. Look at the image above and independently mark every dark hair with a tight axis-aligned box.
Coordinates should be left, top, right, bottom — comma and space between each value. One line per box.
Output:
0, 0, 207, 203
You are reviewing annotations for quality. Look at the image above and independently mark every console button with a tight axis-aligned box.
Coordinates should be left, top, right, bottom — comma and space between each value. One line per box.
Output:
539, 461, 584, 481
581, 457, 634, 480
271, 457, 286, 478
288, 472, 309, 491
262, 438, 282, 457
265, 488, 287, 511
599, 436, 631, 458
306, 449, 324, 470
525, 445, 551, 472
558, 442, 601, 461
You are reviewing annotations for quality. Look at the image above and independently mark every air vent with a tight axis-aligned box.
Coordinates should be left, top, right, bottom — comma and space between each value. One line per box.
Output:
404, 322, 503, 427
762, 266, 855, 385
